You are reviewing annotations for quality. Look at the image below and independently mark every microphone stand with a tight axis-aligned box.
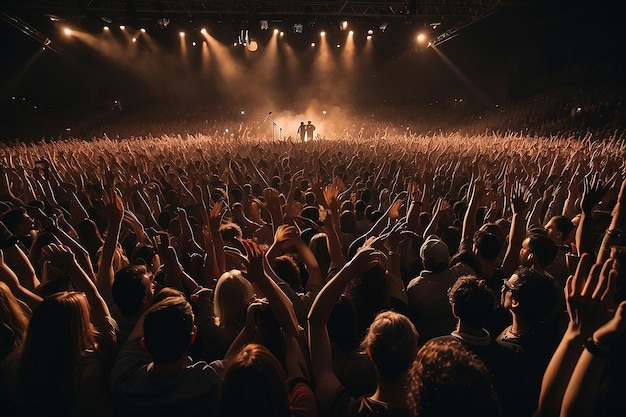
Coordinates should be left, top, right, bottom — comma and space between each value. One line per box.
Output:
264, 112, 279, 141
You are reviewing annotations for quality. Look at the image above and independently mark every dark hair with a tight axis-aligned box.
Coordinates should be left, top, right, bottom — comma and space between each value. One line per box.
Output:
273, 254, 303, 293
112, 265, 151, 316
339, 210, 357, 234
217, 344, 290, 417
509, 267, 558, 323
450, 250, 481, 276
526, 233, 558, 267
448, 276, 496, 328
409, 338, 502, 417
551, 215, 574, 238
143, 296, 194, 363
473, 231, 502, 261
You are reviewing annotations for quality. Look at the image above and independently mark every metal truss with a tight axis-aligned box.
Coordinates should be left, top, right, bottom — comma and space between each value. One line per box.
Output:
5, 1, 500, 21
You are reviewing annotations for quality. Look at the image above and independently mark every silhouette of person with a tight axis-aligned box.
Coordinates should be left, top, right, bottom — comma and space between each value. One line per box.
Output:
305, 121, 316, 142
297, 122, 306, 142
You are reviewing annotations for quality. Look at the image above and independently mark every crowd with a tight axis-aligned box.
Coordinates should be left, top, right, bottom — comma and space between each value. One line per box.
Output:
0, 126, 625, 417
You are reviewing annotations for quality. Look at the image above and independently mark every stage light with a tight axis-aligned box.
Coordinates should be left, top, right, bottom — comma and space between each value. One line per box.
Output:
367, 35, 372, 40
336, 44, 340, 48
119, 25, 125, 30
241, 110, 245, 115
157, 18, 170, 28
280, 31, 284, 37
368, 29, 374, 35
64, 28, 72, 36
260, 20, 269, 30
340, 20, 348, 30
320, 31, 326, 36
132, 37, 137, 42
192, 41, 196, 46
322, 110, 327, 115
233, 42, 238, 46
349, 30, 354, 36
247, 40, 258, 51
140, 28, 146, 33
311, 42, 316, 47
430, 22, 441, 29
274, 28, 279, 34
103, 26, 109, 31
294, 23, 303, 33
201, 28, 207, 34
46, 14, 62, 22
179, 31, 185, 37
379, 22, 388, 32
417, 33, 426, 43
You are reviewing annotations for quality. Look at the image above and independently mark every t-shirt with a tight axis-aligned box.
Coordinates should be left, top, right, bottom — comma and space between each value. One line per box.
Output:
111, 337, 220, 417
330, 387, 412, 417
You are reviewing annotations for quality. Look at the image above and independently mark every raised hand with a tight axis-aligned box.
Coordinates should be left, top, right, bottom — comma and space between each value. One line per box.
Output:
510, 182, 531, 215
273, 224, 300, 250
580, 173, 612, 213
565, 254, 616, 337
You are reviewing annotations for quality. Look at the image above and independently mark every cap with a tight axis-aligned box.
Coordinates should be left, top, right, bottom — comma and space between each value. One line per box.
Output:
420, 235, 449, 266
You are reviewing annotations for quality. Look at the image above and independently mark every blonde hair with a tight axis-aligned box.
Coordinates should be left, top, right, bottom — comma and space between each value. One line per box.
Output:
214, 269, 254, 327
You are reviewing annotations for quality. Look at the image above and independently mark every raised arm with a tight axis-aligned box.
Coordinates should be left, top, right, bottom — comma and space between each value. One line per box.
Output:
536, 254, 614, 417
501, 182, 531, 276
96, 187, 124, 292
596, 179, 626, 264
308, 247, 386, 413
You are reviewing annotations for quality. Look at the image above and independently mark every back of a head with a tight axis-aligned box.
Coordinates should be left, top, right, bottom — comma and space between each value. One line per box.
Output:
448, 275, 496, 329
420, 235, 450, 273
473, 230, 502, 262
552, 215, 575, 241
218, 343, 289, 417
339, 210, 357, 234
112, 265, 150, 317
527, 233, 558, 267
273, 254, 303, 293
510, 267, 558, 323
19, 292, 96, 413
361, 311, 419, 380
143, 295, 194, 364
410, 338, 502, 417
2, 207, 25, 232
214, 270, 254, 327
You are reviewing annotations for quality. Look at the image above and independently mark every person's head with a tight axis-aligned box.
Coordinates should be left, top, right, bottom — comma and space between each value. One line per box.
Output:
217, 343, 290, 417
448, 275, 497, 329
19, 292, 97, 413
473, 230, 502, 262
345, 263, 390, 337
112, 265, 155, 317
214, 269, 255, 327
0, 281, 29, 361
544, 215, 574, 245
420, 235, 449, 273
142, 295, 195, 364
339, 210, 357, 234
272, 254, 303, 293
519, 232, 558, 269
360, 311, 419, 381
502, 267, 558, 323
309, 233, 331, 277
409, 338, 501, 417
2, 207, 34, 237
77, 218, 104, 256
220, 221, 244, 251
